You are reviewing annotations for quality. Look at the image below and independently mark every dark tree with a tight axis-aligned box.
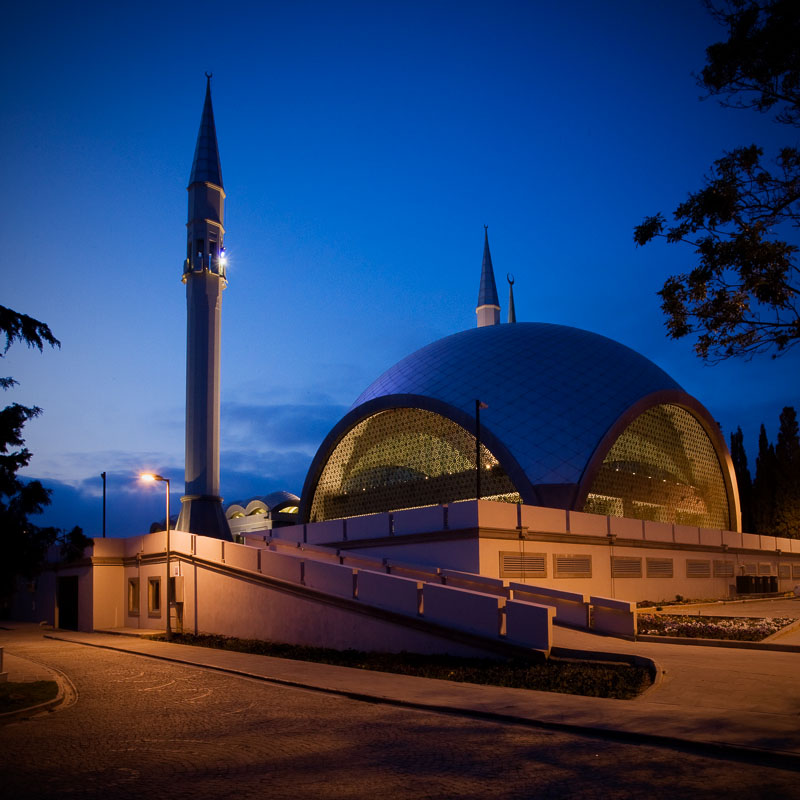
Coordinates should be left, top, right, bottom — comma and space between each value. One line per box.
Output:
774, 406, 800, 537
0, 305, 61, 601
634, 1, 800, 361
751, 423, 777, 534
57, 526, 93, 563
730, 426, 753, 531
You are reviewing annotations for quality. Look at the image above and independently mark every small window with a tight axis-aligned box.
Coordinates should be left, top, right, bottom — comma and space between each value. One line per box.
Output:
686, 560, 711, 578
612, 557, 642, 578
647, 558, 673, 578
713, 560, 734, 578
553, 554, 592, 578
758, 562, 772, 575
148, 577, 161, 617
128, 578, 140, 615
792, 564, 800, 578
779, 564, 791, 579
499, 551, 546, 579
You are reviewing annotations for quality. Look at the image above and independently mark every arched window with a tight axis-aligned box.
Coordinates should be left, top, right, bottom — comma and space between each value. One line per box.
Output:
583, 404, 732, 529
309, 408, 519, 521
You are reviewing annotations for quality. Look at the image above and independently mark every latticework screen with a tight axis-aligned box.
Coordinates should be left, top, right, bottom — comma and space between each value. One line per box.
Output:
583, 404, 731, 529
309, 408, 520, 521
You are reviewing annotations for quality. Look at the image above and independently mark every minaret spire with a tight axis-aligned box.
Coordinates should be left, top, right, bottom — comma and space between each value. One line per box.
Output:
176, 75, 231, 540
190, 73, 223, 188
507, 273, 516, 323
476, 226, 500, 327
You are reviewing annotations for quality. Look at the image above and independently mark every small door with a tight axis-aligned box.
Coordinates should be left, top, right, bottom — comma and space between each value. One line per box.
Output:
57, 576, 80, 630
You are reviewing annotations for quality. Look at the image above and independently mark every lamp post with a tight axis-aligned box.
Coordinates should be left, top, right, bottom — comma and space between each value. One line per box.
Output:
101, 472, 106, 538
140, 473, 171, 641
475, 400, 488, 501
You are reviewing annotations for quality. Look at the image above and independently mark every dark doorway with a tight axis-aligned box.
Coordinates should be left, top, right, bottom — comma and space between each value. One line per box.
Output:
57, 576, 79, 630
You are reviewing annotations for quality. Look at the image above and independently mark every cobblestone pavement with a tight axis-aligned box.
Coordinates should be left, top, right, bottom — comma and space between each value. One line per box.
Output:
1, 634, 797, 799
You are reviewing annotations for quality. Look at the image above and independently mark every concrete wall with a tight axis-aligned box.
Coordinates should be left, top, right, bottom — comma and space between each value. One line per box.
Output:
348, 537, 481, 573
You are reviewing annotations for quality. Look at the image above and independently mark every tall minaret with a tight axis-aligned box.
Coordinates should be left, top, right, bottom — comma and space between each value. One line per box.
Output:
176, 74, 231, 540
476, 226, 500, 327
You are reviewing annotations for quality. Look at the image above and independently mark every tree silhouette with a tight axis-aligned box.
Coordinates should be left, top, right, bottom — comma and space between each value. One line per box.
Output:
635, 1, 799, 361
0, 305, 61, 602
729, 426, 753, 532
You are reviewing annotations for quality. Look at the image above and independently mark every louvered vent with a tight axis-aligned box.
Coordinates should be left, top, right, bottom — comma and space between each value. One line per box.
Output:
779, 564, 791, 579
611, 557, 642, 578
499, 551, 546, 578
686, 559, 711, 578
758, 562, 772, 575
742, 563, 757, 575
646, 558, 673, 578
713, 560, 734, 578
554, 554, 592, 578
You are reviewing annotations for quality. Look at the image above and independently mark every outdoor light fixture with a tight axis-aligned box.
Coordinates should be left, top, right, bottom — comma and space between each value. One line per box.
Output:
140, 472, 172, 641
475, 400, 488, 500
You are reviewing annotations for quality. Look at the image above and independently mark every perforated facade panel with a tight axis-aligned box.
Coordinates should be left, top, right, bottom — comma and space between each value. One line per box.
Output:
308, 408, 519, 521
584, 404, 731, 529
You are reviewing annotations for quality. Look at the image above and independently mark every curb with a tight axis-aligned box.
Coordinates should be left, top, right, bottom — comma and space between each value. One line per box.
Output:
0, 690, 63, 723
630, 634, 800, 652
0, 662, 76, 724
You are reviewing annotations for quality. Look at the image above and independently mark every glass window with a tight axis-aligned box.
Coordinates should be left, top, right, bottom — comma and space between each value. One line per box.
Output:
128, 578, 140, 615
584, 404, 731, 529
147, 577, 161, 617
309, 408, 519, 521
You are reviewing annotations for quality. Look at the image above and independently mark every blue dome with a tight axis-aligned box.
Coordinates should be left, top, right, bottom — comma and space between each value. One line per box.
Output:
351, 323, 682, 490
302, 322, 738, 526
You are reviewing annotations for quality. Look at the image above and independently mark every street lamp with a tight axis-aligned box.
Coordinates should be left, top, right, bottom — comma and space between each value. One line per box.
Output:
475, 400, 488, 500
101, 471, 106, 538
140, 472, 171, 641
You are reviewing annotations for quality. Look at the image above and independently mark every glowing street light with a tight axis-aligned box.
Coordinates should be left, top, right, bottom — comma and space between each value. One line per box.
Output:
140, 472, 172, 641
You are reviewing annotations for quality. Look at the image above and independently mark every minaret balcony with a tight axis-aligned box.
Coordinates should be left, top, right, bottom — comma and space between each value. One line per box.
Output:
182, 255, 227, 279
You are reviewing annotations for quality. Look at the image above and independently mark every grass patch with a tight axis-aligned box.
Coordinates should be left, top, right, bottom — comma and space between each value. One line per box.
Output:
154, 633, 651, 699
0, 681, 59, 714
637, 614, 796, 641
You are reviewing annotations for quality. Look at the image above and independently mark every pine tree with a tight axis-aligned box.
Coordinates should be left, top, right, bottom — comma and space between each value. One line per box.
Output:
730, 427, 754, 532
752, 424, 777, 534
774, 406, 800, 538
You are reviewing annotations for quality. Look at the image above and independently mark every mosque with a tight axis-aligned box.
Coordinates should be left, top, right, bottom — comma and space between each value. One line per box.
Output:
13, 79, 800, 650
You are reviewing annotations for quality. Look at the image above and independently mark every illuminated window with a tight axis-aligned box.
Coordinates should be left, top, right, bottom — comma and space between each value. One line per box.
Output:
278, 506, 299, 514
583, 404, 731, 529
309, 408, 519, 521
147, 577, 161, 617
128, 578, 140, 615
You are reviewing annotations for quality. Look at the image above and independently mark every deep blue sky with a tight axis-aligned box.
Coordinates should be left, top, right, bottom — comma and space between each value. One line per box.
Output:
3, 0, 798, 536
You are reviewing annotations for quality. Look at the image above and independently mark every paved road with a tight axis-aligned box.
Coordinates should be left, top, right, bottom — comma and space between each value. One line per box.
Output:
1, 633, 798, 799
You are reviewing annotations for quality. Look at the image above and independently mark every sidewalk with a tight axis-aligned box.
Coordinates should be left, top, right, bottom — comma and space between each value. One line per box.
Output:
18, 624, 799, 764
